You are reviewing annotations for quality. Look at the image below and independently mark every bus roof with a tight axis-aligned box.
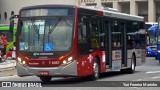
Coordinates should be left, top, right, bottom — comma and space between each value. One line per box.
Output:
79, 5, 144, 22
19, 4, 144, 22
0, 24, 10, 26
145, 22, 158, 25
20, 4, 76, 11
0, 25, 16, 30
0, 25, 9, 30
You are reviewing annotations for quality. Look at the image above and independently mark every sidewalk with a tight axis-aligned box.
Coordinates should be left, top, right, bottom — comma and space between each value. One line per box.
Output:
0, 60, 16, 72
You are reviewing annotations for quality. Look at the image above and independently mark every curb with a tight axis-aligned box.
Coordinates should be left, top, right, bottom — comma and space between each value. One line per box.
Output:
0, 75, 18, 81
0, 67, 16, 72
0, 60, 16, 72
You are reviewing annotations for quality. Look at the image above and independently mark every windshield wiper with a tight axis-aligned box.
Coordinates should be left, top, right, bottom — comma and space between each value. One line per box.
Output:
31, 19, 41, 44
48, 17, 62, 42
48, 17, 62, 34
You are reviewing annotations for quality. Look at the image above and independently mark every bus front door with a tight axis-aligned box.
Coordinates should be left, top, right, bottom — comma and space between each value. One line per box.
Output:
103, 20, 112, 69
121, 22, 127, 67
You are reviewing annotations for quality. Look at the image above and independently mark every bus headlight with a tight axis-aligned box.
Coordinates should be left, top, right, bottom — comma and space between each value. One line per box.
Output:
62, 56, 74, 66
22, 61, 26, 65
17, 57, 27, 66
18, 57, 22, 62
158, 50, 160, 53
63, 60, 67, 64
68, 56, 73, 61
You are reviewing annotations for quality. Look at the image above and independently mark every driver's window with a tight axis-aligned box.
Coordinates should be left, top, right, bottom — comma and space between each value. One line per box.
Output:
78, 23, 87, 43
78, 15, 90, 56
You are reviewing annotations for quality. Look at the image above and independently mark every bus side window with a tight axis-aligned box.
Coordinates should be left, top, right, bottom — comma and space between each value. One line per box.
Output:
78, 16, 90, 56
89, 17, 99, 49
78, 22, 87, 43
111, 21, 121, 49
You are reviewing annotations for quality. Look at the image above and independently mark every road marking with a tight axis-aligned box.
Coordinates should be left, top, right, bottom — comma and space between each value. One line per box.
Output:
132, 75, 160, 81
130, 87, 141, 89
76, 89, 81, 90
152, 76, 160, 79
146, 71, 160, 74
132, 79, 142, 81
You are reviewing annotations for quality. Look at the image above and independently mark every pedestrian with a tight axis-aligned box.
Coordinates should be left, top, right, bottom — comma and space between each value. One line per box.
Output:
6, 48, 12, 60
6, 42, 16, 60
12, 42, 16, 59
1, 34, 7, 61
0, 35, 4, 62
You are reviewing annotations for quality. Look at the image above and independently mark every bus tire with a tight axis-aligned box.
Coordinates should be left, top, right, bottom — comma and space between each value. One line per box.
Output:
121, 55, 135, 74
88, 58, 100, 80
128, 55, 136, 74
39, 76, 52, 83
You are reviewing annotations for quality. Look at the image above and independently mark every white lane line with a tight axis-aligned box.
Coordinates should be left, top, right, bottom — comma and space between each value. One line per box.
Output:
132, 75, 160, 81
130, 87, 141, 90
152, 76, 160, 79
146, 71, 160, 74
132, 79, 142, 81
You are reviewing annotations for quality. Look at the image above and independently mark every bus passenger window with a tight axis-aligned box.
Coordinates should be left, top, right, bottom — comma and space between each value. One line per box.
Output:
112, 21, 121, 49
89, 17, 99, 49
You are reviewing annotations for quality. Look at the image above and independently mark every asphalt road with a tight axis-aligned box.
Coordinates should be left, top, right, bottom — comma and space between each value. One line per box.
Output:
0, 57, 160, 90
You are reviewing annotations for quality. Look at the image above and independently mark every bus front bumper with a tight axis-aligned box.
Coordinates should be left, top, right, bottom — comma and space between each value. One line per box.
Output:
16, 60, 77, 77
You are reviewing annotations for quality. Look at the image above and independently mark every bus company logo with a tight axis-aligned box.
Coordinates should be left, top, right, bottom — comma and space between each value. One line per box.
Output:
33, 53, 39, 56
42, 61, 45, 65
2, 82, 11, 87
88, 54, 93, 63
80, 0, 95, 3
2, 82, 42, 87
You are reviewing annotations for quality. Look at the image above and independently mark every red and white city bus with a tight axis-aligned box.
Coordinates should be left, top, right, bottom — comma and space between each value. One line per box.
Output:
10, 5, 146, 82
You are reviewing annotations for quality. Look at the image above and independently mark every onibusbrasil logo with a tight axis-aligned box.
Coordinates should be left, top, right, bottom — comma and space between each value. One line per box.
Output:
33, 53, 39, 56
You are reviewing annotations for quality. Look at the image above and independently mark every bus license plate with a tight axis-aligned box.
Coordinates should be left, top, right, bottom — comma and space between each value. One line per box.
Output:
38, 71, 49, 76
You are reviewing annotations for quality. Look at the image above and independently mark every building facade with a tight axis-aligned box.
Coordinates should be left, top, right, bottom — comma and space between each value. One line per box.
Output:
101, 0, 160, 22
0, 0, 160, 24
0, 0, 79, 24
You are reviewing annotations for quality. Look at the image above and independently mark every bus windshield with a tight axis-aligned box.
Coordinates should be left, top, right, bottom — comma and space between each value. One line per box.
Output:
19, 17, 74, 52
146, 24, 152, 30
147, 26, 157, 46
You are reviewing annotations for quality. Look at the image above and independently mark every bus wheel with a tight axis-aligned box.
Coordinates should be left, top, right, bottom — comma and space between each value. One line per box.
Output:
121, 55, 135, 74
128, 55, 136, 74
89, 58, 100, 80
39, 76, 52, 83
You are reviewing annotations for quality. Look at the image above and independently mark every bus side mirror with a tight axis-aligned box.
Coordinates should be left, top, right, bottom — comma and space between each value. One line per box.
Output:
9, 15, 19, 33
9, 19, 14, 33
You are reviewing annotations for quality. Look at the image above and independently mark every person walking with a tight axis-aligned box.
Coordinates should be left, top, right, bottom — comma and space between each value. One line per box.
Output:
6, 48, 12, 60
12, 42, 16, 59
1, 34, 7, 61
0, 35, 4, 62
